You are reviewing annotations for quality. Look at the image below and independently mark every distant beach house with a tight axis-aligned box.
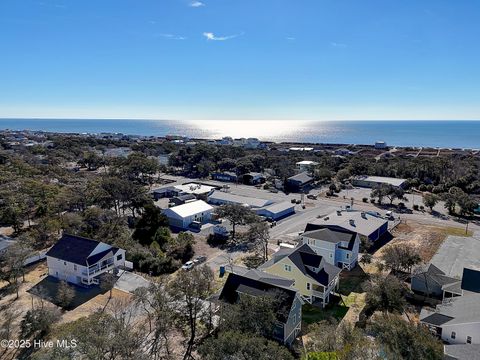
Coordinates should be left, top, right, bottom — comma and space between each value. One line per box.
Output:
299, 227, 360, 270
296, 160, 318, 173
46, 234, 126, 286
374, 141, 388, 149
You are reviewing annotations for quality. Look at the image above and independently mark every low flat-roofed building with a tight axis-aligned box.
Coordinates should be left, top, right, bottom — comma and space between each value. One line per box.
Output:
207, 190, 272, 208
352, 175, 407, 189
305, 210, 388, 242
173, 183, 215, 197
162, 200, 213, 229
256, 201, 296, 220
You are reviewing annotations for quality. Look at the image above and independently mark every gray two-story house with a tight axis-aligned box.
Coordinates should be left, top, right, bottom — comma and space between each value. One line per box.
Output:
218, 269, 303, 345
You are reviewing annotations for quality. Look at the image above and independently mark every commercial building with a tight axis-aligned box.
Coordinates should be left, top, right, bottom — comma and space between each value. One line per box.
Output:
305, 210, 388, 242
207, 190, 272, 208
162, 200, 213, 229
256, 201, 296, 220
351, 175, 407, 189
286, 172, 314, 192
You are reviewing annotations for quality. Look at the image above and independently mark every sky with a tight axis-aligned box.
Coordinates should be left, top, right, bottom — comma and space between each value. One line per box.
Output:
0, 0, 480, 121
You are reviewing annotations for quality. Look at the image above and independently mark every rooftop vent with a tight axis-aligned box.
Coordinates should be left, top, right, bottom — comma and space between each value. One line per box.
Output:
349, 219, 355, 226
361, 212, 367, 219
336, 210, 342, 216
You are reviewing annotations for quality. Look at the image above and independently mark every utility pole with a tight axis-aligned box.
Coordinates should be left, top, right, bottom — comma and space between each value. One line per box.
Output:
466, 221, 469, 235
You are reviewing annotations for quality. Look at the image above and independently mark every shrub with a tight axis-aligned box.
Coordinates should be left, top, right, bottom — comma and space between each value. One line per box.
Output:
362, 197, 368, 203
413, 204, 419, 211
370, 198, 375, 204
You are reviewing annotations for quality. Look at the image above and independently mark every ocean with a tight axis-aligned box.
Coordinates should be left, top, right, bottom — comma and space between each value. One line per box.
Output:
0, 119, 479, 149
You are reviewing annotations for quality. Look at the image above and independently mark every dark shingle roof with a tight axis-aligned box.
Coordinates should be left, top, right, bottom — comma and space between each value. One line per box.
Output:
461, 268, 480, 293
262, 244, 342, 286
287, 172, 313, 185
219, 271, 297, 323
421, 313, 454, 326
46, 234, 99, 266
302, 227, 357, 250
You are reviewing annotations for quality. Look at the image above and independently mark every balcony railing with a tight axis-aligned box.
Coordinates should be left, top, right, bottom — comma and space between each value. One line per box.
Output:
82, 261, 114, 277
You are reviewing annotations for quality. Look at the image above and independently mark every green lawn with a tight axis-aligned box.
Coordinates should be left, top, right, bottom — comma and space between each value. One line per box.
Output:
302, 303, 349, 324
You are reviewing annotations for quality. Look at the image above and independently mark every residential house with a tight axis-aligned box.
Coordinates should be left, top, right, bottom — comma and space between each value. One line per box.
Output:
411, 264, 459, 299
46, 234, 126, 286
162, 200, 213, 229
374, 141, 388, 149
305, 210, 388, 242
420, 268, 480, 345
296, 160, 318, 173
286, 172, 314, 192
444, 344, 480, 360
299, 227, 360, 270
218, 269, 302, 345
259, 244, 341, 306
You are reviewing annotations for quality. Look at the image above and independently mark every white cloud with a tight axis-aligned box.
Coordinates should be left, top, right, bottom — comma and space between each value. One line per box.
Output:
156, 33, 187, 40
331, 42, 347, 48
190, 1, 205, 7
203, 32, 243, 41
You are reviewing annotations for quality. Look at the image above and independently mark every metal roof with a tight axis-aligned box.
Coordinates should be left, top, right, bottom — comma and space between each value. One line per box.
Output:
208, 190, 272, 208
163, 200, 213, 218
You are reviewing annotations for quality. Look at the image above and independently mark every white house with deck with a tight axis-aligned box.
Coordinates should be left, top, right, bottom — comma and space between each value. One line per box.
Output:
46, 234, 126, 286
299, 227, 360, 270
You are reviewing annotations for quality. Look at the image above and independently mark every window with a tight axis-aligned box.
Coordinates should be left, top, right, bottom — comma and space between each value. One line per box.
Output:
117, 254, 123, 261
292, 314, 296, 324
346, 253, 350, 259
329, 253, 333, 258
74, 264, 77, 271
306, 283, 311, 291
467, 336, 472, 344
284, 264, 292, 272
451, 332, 456, 339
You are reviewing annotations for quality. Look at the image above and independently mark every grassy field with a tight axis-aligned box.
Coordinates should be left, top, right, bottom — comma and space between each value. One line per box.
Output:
302, 302, 349, 324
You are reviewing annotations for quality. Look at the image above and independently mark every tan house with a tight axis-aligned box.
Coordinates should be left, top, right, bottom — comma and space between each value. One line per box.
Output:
259, 244, 341, 306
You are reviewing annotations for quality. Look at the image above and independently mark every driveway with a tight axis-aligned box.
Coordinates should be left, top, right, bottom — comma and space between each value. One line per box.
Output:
115, 270, 150, 293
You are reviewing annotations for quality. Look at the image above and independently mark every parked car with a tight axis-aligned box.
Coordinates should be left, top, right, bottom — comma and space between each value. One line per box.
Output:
385, 211, 394, 220
295, 199, 302, 204
182, 261, 194, 271
291, 199, 297, 203
269, 188, 279, 193
193, 256, 207, 265
307, 194, 317, 200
